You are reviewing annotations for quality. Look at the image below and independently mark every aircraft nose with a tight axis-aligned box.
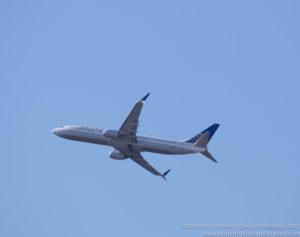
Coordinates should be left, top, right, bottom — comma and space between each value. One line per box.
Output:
52, 128, 61, 135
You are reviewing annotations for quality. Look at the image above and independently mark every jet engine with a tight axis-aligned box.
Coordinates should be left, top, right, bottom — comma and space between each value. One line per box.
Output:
103, 129, 119, 139
109, 150, 127, 160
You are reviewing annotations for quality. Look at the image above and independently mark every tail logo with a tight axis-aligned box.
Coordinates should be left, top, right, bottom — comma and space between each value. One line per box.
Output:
185, 124, 220, 144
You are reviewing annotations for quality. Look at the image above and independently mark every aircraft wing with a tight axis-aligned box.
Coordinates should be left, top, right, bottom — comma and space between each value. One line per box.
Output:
119, 93, 150, 143
130, 153, 170, 181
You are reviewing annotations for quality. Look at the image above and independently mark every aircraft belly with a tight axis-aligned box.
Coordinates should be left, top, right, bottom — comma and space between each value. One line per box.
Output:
61, 131, 110, 146
140, 143, 193, 155
112, 141, 143, 154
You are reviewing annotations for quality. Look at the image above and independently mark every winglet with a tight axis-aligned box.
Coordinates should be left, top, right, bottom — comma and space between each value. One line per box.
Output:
163, 169, 171, 176
161, 169, 171, 181
141, 93, 150, 102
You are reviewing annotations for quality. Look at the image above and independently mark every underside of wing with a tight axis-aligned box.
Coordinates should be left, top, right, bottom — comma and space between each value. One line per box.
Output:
130, 153, 170, 181
119, 93, 150, 143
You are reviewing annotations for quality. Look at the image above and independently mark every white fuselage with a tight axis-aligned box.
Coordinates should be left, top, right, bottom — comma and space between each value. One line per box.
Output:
52, 125, 203, 156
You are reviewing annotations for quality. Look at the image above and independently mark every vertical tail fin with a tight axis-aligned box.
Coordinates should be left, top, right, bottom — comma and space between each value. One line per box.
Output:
185, 124, 220, 144
194, 131, 210, 148
185, 124, 220, 163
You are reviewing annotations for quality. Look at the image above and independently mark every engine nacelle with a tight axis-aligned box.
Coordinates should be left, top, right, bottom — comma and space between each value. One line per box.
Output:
103, 129, 119, 139
109, 150, 126, 160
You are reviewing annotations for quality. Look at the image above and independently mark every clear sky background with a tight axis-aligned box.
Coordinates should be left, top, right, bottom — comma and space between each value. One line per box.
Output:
1, 0, 300, 236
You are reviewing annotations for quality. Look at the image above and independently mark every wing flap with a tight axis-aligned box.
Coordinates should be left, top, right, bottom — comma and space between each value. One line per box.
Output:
130, 153, 170, 181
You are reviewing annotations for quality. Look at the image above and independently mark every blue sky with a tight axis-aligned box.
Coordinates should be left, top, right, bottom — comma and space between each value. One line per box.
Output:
1, 0, 300, 236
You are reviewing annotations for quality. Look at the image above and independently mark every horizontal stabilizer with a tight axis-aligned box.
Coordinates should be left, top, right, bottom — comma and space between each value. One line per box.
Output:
194, 131, 209, 148
202, 150, 217, 163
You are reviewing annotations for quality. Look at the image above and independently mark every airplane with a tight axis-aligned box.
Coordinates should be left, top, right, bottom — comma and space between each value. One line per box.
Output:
52, 93, 220, 181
